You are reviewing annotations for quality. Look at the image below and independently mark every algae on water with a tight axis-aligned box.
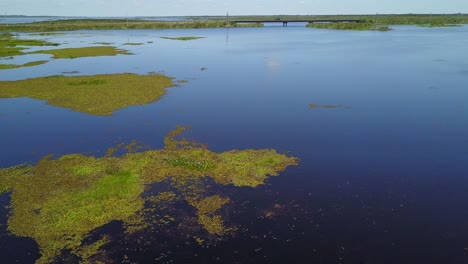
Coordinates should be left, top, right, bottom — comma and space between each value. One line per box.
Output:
0, 73, 176, 115
0, 126, 298, 263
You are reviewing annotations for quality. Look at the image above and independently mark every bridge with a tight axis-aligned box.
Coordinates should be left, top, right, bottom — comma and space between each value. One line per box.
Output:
230, 19, 363, 27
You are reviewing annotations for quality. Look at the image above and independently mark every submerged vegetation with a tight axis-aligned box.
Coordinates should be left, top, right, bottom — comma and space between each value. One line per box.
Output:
160, 36, 205, 41
0, 126, 298, 263
0, 73, 176, 115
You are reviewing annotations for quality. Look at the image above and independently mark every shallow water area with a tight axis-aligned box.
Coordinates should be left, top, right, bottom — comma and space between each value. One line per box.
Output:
1, 25, 468, 263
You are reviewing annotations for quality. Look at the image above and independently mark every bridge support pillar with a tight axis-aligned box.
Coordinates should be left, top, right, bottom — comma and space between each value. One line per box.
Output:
283, 21, 288, 27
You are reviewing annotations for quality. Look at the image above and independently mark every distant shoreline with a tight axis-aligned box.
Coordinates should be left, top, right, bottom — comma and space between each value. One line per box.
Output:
0, 14, 467, 32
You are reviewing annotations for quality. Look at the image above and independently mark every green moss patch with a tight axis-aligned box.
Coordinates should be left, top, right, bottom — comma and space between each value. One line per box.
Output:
30, 46, 131, 59
0, 73, 176, 115
0, 126, 298, 263
160, 36, 205, 41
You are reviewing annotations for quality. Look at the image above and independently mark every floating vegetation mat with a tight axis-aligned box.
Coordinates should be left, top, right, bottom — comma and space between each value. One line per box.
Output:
160, 36, 205, 41
0, 126, 298, 263
123, 42, 144, 46
0, 60, 48, 70
30, 46, 131, 59
0, 73, 176, 115
0, 32, 59, 58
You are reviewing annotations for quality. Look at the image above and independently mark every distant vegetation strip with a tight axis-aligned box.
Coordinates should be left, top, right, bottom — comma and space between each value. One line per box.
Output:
225, 14, 468, 26
0, 19, 250, 32
307, 22, 390, 31
0, 15, 465, 32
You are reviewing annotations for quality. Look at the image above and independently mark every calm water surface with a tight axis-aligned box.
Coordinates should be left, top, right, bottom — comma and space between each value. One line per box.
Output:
1, 25, 467, 263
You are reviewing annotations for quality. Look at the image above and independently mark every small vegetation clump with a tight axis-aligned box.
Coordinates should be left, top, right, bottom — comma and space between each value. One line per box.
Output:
309, 103, 351, 109
0, 73, 176, 115
160, 36, 205, 41
123, 42, 144, 45
0, 126, 298, 263
187, 195, 231, 235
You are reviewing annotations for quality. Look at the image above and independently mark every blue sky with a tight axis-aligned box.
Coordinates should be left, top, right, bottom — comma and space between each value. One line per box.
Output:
1, 0, 467, 16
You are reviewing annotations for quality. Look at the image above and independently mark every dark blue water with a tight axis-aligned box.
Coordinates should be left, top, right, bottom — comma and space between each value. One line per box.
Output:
1, 25, 467, 263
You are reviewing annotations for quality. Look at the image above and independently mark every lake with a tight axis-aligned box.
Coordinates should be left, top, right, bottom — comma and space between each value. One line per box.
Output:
1, 25, 467, 263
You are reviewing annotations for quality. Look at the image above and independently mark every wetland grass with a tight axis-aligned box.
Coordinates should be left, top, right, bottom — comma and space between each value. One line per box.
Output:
0, 73, 176, 115
0, 126, 298, 263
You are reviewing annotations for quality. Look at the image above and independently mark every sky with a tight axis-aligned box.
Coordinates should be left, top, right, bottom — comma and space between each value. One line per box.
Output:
0, 0, 467, 17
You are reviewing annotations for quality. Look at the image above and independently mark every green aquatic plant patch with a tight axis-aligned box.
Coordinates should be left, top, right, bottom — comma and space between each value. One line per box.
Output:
0, 126, 298, 263
0, 60, 48, 70
0, 73, 176, 115
0, 33, 59, 58
30, 46, 131, 59
160, 36, 205, 41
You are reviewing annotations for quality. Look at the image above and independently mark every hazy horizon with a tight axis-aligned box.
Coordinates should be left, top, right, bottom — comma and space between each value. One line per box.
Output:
1, 0, 467, 17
